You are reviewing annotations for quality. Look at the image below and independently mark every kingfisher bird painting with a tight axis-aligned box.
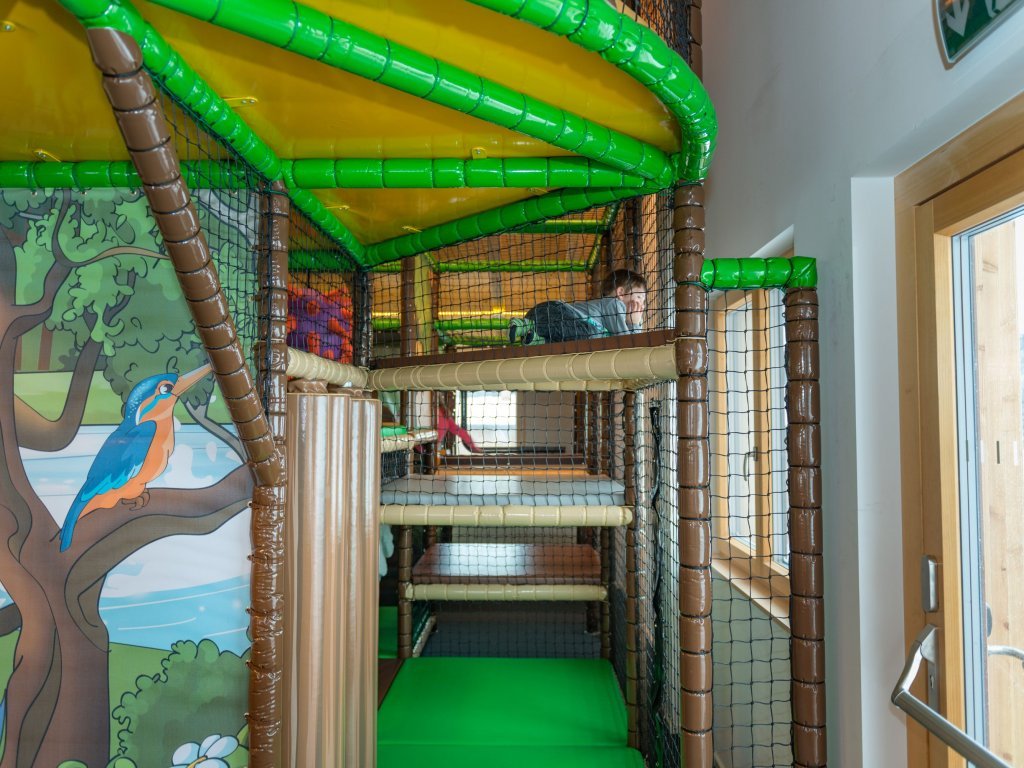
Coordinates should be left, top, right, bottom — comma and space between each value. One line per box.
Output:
58, 363, 214, 551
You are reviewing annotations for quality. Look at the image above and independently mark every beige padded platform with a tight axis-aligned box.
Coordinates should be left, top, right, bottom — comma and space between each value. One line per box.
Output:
381, 473, 626, 506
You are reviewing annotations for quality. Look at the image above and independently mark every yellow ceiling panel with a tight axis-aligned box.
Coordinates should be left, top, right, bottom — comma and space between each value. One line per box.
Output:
0, 1, 128, 161
0, 0, 678, 242
314, 187, 538, 244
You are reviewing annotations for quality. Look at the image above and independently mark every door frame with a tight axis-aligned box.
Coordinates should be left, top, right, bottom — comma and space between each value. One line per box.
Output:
896, 92, 1024, 768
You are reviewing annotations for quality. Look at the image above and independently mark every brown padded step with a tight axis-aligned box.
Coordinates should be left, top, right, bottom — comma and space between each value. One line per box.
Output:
412, 543, 601, 585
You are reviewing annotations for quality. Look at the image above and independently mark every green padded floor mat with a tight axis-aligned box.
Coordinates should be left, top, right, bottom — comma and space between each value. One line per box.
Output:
379, 606, 397, 659
378, 658, 627, 748
379, 745, 645, 768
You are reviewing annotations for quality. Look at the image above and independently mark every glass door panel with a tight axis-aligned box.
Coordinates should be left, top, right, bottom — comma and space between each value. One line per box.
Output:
953, 206, 1024, 766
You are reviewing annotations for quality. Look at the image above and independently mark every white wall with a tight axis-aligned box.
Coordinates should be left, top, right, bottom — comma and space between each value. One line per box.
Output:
701, 3, 1024, 766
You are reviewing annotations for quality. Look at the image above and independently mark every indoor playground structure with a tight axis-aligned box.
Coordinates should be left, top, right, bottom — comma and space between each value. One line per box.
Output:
0, 1, 824, 767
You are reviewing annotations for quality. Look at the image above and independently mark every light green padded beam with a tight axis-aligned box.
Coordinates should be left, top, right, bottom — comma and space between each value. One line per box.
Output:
145, 0, 675, 186
58, 0, 367, 269
366, 184, 651, 265
282, 158, 647, 190
701, 256, 817, 289
468, 0, 717, 182
0, 159, 644, 191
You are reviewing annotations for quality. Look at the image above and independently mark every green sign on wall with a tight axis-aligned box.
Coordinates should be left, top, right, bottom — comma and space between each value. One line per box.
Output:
937, 0, 1024, 63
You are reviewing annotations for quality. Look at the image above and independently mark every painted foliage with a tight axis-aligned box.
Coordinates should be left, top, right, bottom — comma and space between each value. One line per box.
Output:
0, 187, 257, 767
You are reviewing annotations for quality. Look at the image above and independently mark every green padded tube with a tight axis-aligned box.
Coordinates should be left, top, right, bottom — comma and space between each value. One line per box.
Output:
700, 256, 818, 289
146, 0, 676, 186
58, 0, 368, 265
467, 0, 717, 181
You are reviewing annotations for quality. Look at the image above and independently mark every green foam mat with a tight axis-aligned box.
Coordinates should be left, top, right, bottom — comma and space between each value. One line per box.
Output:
379, 745, 645, 768
379, 606, 397, 659
378, 658, 627, 747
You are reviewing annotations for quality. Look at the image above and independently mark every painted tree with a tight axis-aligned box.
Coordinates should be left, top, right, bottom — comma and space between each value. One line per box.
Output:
0, 187, 257, 767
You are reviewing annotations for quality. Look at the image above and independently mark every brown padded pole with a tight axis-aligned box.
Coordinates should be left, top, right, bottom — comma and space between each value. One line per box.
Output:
396, 525, 414, 659
675, 179, 712, 768
786, 288, 827, 767
676, 4, 712, 762
254, 182, 288, 764
84, 29, 286, 767
623, 391, 640, 748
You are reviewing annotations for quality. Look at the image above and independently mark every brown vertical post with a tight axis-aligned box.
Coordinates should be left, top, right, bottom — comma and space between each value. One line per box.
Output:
399, 258, 416, 428
396, 525, 414, 659
84, 29, 285, 767
786, 288, 826, 767
353, 270, 373, 368
574, 391, 587, 460
255, 181, 289, 764
623, 391, 640, 748
600, 525, 611, 659
675, 184, 711, 768
677, 3, 713, 765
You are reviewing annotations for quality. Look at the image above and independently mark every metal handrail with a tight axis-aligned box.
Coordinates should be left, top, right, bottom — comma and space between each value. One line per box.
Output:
892, 625, 1014, 768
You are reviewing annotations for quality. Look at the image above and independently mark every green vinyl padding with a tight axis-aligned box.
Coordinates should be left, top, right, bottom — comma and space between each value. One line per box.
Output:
378, 658, 627, 748
381, 425, 409, 436
379, 606, 397, 659
378, 745, 645, 768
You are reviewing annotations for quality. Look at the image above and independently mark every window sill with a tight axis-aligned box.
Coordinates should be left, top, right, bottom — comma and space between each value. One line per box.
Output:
710, 557, 791, 632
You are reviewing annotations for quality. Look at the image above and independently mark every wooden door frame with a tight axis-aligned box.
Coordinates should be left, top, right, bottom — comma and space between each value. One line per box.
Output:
896, 92, 1024, 768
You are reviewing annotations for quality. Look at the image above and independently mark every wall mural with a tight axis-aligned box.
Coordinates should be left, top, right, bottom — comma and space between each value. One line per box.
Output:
0, 187, 255, 768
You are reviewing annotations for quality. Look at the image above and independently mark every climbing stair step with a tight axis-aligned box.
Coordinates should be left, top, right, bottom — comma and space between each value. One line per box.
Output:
412, 543, 601, 585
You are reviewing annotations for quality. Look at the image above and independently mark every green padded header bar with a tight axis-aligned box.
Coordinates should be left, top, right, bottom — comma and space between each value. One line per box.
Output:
701, 256, 817, 289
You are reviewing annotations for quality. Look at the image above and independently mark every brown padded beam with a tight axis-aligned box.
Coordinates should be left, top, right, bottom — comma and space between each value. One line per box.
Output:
675, 183, 712, 768
786, 288, 827, 767
84, 28, 286, 768
412, 543, 600, 585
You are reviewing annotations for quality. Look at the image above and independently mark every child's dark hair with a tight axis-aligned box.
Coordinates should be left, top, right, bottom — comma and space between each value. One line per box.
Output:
601, 269, 647, 297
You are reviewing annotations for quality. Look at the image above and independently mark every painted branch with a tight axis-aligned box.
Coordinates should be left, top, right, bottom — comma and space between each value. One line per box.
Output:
380, 505, 633, 527
84, 28, 285, 766
786, 288, 827, 767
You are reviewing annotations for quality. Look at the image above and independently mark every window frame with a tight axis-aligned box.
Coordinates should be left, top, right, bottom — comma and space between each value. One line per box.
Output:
709, 285, 791, 625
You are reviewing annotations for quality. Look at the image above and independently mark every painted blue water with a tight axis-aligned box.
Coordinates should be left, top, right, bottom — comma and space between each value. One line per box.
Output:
16, 425, 253, 654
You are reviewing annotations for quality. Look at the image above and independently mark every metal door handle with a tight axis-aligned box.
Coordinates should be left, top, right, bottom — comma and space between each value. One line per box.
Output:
892, 625, 1014, 768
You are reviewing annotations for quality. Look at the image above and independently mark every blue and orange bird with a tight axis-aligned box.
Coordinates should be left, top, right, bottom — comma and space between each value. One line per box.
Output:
58, 363, 213, 552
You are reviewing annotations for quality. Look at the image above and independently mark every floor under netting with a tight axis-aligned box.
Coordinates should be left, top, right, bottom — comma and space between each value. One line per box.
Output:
378, 657, 643, 768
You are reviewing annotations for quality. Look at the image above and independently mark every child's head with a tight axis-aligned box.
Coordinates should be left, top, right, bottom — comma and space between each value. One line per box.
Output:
601, 269, 648, 306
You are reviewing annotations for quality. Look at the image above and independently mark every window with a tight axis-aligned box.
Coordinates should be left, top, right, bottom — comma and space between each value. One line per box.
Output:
709, 286, 790, 621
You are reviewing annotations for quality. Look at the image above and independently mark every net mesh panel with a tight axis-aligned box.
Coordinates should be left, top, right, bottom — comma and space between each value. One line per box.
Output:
709, 288, 793, 768
287, 211, 359, 366
626, 382, 682, 768
158, 95, 265, 383
372, 192, 676, 359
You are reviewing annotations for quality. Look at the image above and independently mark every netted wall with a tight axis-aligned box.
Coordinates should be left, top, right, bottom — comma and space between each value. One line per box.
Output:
287, 211, 359, 366
371, 193, 677, 362
160, 95, 265, 378
708, 288, 793, 768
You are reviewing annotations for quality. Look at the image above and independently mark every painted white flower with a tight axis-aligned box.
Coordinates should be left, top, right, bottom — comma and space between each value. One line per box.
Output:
170, 734, 239, 768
